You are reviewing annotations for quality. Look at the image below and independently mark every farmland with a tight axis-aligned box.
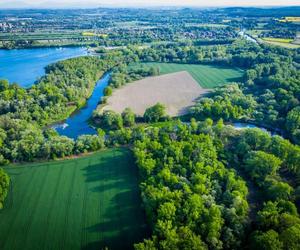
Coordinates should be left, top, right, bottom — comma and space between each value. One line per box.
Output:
0, 148, 148, 250
102, 71, 208, 116
132, 62, 244, 88
260, 37, 300, 48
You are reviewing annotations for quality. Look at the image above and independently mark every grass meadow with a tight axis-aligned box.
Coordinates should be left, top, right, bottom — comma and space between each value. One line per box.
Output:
0, 148, 148, 250
133, 62, 244, 88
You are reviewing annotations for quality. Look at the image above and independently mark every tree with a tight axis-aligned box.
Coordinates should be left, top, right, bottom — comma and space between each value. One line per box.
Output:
286, 107, 300, 133
177, 226, 208, 250
280, 224, 300, 250
144, 103, 166, 123
0, 79, 9, 92
157, 202, 176, 221
41, 136, 75, 159
122, 108, 135, 127
99, 110, 123, 130
265, 178, 293, 201
244, 151, 282, 182
250, 230, 283, 250
75, 135, 104, 153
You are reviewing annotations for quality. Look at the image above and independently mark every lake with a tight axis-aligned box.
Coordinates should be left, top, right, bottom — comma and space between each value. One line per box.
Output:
53, 73, 110, 139
0, 47, 87, 88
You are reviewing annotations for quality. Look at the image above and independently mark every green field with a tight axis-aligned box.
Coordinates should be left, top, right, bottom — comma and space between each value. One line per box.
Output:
0, 148, 148, 250
135, 62, 244, 88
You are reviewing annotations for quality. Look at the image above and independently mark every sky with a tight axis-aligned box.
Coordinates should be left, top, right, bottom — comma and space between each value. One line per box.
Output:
0, 0, 299, 9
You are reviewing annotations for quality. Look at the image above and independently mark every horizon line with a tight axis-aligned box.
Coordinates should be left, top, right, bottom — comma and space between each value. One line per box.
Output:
0, 5, 299, 10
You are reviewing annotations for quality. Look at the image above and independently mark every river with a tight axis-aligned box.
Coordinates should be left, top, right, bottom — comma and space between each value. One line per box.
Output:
0, 47, 87, 88
238, 30, 258, 44
53, 73, 110, 139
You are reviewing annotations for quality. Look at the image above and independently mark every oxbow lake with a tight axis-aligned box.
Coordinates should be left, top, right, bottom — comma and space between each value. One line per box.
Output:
0, 47, 87, 88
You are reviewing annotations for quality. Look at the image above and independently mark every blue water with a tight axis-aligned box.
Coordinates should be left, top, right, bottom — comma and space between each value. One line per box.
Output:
0, 47, 87, 88
233, 122, 280, 135
233, 123, 261, 130
54, 73, 110, 139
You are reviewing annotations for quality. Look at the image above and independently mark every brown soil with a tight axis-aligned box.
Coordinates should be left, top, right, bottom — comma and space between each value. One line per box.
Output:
102, 71, 209, 116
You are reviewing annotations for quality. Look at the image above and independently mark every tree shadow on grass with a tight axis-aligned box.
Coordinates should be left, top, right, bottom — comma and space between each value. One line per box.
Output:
82, 191, 149, 250
225, 76, 243, 83
81, 150, 150, 250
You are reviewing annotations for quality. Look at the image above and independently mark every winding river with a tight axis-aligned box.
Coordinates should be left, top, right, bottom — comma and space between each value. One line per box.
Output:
53, 73, 110, 139
0, 47, 87, 88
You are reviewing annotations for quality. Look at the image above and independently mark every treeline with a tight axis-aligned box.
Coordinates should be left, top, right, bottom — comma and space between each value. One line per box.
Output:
93, 103, 167, 130
0, 55, 109, 165
108, 64, 159, 89
0, 168, 9, 209
0, 117, 106, 163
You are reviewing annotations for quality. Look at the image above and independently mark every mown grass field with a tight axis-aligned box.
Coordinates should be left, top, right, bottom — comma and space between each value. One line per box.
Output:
133, 62, 244, 88
0, 148, 148, 250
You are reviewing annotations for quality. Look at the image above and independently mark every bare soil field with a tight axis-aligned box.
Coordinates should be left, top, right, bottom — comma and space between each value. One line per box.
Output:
102, 71, 209, 117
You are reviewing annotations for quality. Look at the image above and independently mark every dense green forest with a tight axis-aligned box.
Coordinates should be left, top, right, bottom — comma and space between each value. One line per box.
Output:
132, 120, 300, 249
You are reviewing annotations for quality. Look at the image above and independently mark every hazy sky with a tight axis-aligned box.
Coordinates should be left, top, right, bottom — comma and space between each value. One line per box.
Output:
0, 0, 299, 8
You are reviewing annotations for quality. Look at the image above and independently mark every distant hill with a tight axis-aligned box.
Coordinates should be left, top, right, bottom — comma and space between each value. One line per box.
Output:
224, 7, 300, 17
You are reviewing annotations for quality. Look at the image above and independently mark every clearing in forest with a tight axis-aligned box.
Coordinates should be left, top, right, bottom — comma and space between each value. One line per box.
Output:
130, 62, 244, 88
103, 71, 208, 116
0, 148, 148, 250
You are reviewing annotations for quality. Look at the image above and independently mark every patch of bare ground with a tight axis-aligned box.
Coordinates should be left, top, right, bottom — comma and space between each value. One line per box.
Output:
102, 71, 209, 116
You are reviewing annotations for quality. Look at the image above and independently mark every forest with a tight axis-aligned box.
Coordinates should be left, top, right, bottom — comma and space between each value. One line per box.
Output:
132, 120, 300, 249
